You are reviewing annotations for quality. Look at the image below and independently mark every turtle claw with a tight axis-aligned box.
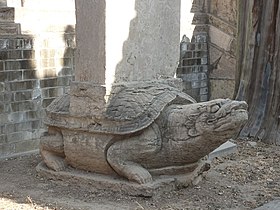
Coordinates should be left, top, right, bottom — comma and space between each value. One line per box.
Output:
46, 156, 66, 171
109, 161, 153, 184
127, 166, 153, 184
41, 150, 66, 171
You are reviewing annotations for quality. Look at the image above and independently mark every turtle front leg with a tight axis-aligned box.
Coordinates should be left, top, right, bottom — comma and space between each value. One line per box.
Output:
107, 124, 161, 184
40, 127, 67, 171
107, 157, 153, 184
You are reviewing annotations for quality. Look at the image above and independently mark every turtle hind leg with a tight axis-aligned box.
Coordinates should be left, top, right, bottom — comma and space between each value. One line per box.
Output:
40, 127, 66, 171
107, 124, 161, 184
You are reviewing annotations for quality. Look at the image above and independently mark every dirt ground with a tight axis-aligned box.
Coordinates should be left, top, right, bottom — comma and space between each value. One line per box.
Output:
0, 138, 279, 210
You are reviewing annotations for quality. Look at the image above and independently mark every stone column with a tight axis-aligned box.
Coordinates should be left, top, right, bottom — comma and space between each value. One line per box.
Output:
70, 0, 106, 117
106, 0, 181, 85
75, 0, 105, 84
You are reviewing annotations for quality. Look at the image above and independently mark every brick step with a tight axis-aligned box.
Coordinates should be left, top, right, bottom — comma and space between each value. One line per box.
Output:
0, 22, 20, 35
0, 7, 15, 22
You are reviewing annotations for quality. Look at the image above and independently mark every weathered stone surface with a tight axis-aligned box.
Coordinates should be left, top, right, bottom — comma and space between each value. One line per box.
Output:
210, 0, 237, 25
0, 7, 14, 22
75, 0, 105, 83
36, 0, 247, 195
37, 160, 209, 197
210, 79, 235, 99
69, 82, 106, 118
209, 26, 233, 51
191, 0, 206, 13
39, 81, 248, 189
113, 0, 180, 83
208, 15, 237, 37
209, 45, 236, 79
207, 0, 238, 99
0, 23, 20, 35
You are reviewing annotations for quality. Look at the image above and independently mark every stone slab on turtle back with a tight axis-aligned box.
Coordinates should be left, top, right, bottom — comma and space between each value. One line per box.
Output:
37, 80, 248, 196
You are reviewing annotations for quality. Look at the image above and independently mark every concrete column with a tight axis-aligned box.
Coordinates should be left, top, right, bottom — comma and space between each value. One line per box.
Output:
75, 0, 105, 84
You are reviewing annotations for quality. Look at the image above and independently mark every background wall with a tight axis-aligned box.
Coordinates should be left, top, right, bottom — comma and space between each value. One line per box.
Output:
191, 0, 238, 99
0, 0, 75, 158
208, 0, 237, 99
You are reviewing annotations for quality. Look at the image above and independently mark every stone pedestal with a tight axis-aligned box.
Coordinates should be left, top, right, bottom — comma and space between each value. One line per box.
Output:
36, 160, 209, 197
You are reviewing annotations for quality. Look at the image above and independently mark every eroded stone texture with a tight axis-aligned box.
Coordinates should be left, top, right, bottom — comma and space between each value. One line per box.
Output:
38, 0, 247, 195
208, 0, 237, 99
69, 82, 106, 118
114, 0, 180, 83
39, 81, 248, 186
69, 1, 107, 126
75, 0, 105, 83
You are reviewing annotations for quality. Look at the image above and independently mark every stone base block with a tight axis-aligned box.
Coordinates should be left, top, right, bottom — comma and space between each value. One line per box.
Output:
36, 161, 209, 197
69, 82, 106, 117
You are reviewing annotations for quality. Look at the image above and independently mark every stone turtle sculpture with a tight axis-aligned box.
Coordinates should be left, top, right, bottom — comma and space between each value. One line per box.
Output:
40, 82, 248, 184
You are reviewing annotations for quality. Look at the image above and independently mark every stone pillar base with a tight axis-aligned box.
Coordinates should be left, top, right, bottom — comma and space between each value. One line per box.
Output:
69, 82, 106, 118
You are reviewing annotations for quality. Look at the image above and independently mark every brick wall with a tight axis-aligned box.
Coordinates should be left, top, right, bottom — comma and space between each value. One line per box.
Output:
0, 0, 75, 158
177, 34, 209, 102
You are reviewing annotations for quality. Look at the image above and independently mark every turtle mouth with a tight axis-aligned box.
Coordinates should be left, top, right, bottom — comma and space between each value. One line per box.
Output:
207, 100, 248, 130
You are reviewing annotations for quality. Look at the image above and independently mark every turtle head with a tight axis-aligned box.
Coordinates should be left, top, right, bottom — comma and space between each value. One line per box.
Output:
186, 99, 248, 137
163, 98, 248, 164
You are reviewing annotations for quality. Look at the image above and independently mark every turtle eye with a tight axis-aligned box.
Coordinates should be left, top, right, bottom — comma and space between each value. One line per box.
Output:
211, 104, 220, 113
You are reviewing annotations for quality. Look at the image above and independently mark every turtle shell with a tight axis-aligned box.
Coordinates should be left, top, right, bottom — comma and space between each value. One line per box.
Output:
45, 82, 196, 135
90, 82, 196, 134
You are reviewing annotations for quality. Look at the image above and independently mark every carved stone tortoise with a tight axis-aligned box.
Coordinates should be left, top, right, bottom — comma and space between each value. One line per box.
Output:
40, 82, 248, 184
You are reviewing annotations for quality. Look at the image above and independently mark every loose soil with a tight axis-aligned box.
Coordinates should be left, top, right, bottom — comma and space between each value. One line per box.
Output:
0, 138, 279, 210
